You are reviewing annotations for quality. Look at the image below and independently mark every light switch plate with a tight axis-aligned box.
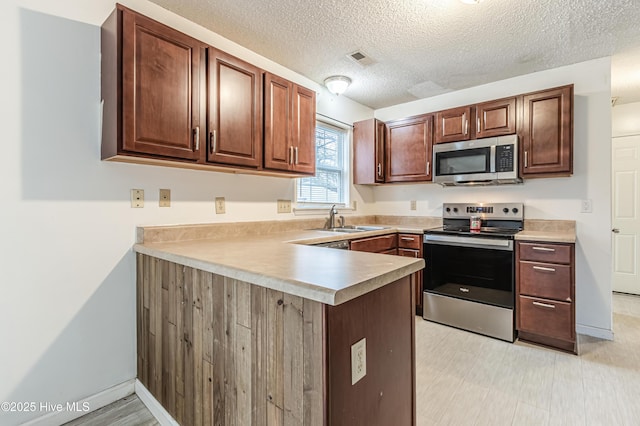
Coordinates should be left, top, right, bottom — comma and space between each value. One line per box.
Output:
277, 199, 291, 214
131, 189, 144, 208
215, 197, 226, 214
410, 200, 417, 211
351, 338, 366, 385
159, 189, 171, 207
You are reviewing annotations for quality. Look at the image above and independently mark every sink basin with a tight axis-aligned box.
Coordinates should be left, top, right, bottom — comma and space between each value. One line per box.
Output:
311, 225, 391, 233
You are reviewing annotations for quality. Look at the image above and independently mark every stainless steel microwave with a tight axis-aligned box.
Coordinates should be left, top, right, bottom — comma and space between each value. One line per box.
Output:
432, 135, 521, 186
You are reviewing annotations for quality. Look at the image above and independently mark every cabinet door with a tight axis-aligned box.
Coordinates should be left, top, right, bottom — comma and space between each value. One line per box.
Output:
434, 106, 472, 144
353, 119, 386, 184
475, 97, 516, 138
207, 49, 262, 168
264, 72, 292, 171
386, 115, 433, 182
398, 248, 423, 313
121, 8, 204, 160
292, 84, 316, 175
521, 85, 573, 176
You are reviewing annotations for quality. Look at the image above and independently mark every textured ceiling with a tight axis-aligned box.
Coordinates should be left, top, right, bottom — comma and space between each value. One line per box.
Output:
149, 0, 640, 109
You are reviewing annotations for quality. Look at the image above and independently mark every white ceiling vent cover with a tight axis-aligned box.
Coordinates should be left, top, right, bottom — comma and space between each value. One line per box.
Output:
347, 50, 376, 67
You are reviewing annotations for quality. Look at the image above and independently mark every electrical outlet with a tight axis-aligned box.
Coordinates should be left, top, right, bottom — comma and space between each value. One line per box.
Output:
215, 197, 226, 214
159, 189, 171, 207
410, 200, 417, 211
277, 199, 291, 214
351, 338, 366, 385
130, 189, 144, 208
581, 199, 593, 213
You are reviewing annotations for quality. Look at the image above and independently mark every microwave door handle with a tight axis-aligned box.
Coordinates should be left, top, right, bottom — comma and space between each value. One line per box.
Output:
490, 145, 496, 172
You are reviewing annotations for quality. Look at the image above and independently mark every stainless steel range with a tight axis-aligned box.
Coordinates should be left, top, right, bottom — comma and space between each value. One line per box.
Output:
423, 202, 524, 342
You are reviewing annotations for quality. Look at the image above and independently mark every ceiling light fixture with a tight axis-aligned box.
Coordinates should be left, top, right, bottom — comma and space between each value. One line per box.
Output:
460, 0, 484, 4
324, 75, 352, 95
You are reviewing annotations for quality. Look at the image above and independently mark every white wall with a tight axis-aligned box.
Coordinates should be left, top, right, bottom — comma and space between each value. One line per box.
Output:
613, 101, 640, 136
373, 58, 613, 339
0, 1, 372, 424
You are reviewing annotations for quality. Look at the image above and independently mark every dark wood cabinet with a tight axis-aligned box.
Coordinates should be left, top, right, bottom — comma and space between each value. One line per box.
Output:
434, 106, 472, 144
516, 241, 576, 353
350, 234, 398, 253
264, 73, 316, 175
475, 97, 516, 138
102, 5, 205, 162
397, 233, 424, 315
207, 48, 262, 168
353, 119, 386, 184
520, 85, 573, 177
385, 115, 433, 182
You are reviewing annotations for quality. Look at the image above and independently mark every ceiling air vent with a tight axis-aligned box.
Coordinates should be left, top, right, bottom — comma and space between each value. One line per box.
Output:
347, 50, 376, 67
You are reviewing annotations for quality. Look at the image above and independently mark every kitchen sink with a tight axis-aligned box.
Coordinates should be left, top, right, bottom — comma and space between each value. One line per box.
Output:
311, 225, 391, 233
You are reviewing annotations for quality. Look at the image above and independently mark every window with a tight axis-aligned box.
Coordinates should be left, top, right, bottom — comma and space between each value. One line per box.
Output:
297, 121, 350, 205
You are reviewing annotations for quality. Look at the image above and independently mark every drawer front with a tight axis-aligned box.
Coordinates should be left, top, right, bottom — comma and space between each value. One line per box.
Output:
398, 248, 419, 258
519, 261, 572, 301
518, 295, 573, 341
518, 242, 572, 264
398, 234, 422, 250
350, 234, 397, 253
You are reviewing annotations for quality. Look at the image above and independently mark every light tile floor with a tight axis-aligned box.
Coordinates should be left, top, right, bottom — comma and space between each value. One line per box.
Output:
416, 292, 640, 426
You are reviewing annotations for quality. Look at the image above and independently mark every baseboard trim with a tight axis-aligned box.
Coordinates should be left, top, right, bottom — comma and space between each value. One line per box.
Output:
21, 379, 135, 426
135, 379, 179, 426
577, 324, 614, 340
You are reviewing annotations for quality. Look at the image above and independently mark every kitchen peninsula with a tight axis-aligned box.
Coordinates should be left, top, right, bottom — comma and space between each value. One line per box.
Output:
134, 221, 424, 425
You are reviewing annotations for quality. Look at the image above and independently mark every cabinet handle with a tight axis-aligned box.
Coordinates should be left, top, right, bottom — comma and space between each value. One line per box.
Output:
532, 246, 555, 252
533, 265, 556, 272
289, 146, 294, 165
477, 116, 480, 133
463, 113, 468, 135
401, 237, 415, 241
377, 163, 382, 177
426, 161, 431, 176
210, 130, 217, 154
533, 301, 556, 309
294, 146, 299, 165
459, 287, 470, 293
612, 228, 620, 233
524, 151, 528, 168
194, 126, 200, 151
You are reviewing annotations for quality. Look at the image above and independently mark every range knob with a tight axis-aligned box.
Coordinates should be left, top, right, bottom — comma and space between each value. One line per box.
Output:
453, 207, 458, 213
445, 207, 451, 213
503, 208, 509, 213
512, 207, 519, 214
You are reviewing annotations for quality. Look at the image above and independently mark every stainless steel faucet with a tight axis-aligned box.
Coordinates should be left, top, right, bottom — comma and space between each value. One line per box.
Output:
327, 205, 338, 229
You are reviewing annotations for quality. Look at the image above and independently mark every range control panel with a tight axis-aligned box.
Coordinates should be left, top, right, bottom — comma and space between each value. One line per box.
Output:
443, 203, 524, 220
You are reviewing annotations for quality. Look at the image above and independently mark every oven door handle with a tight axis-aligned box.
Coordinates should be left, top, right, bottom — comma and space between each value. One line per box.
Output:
423, 234, 513, 251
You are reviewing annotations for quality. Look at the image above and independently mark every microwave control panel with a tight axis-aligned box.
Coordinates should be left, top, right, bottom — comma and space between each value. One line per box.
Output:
496, 144, 514, 172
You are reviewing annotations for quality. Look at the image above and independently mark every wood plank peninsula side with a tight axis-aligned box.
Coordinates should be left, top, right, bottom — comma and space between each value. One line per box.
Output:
134, 226, 423, 425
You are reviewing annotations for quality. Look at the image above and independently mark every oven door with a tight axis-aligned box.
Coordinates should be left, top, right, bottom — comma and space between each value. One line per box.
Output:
423, 235, 514, 309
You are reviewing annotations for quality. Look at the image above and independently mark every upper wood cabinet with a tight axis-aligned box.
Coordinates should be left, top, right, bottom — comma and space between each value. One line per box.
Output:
475, 97, 516, 138
520, 85, 573, 177
264, 73, 316, 175
386, 115, 433, 182
207, 48, 262, 168
102, 5, 205, 161
434, 106, 472, 144
353, 118, 386, 184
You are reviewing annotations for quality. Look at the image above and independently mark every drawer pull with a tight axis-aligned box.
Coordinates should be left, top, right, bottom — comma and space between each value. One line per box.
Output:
401, 237, 415, 241
532, 246, 555, 252
533, 266, 556, 272
459, 287, 470, 293
532, 301, 556, 309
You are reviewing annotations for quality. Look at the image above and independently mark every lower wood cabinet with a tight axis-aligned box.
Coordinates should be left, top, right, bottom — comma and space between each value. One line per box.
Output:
397, 234, 424, 315
516, 241, 576, 353
136, 254, 416, 425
